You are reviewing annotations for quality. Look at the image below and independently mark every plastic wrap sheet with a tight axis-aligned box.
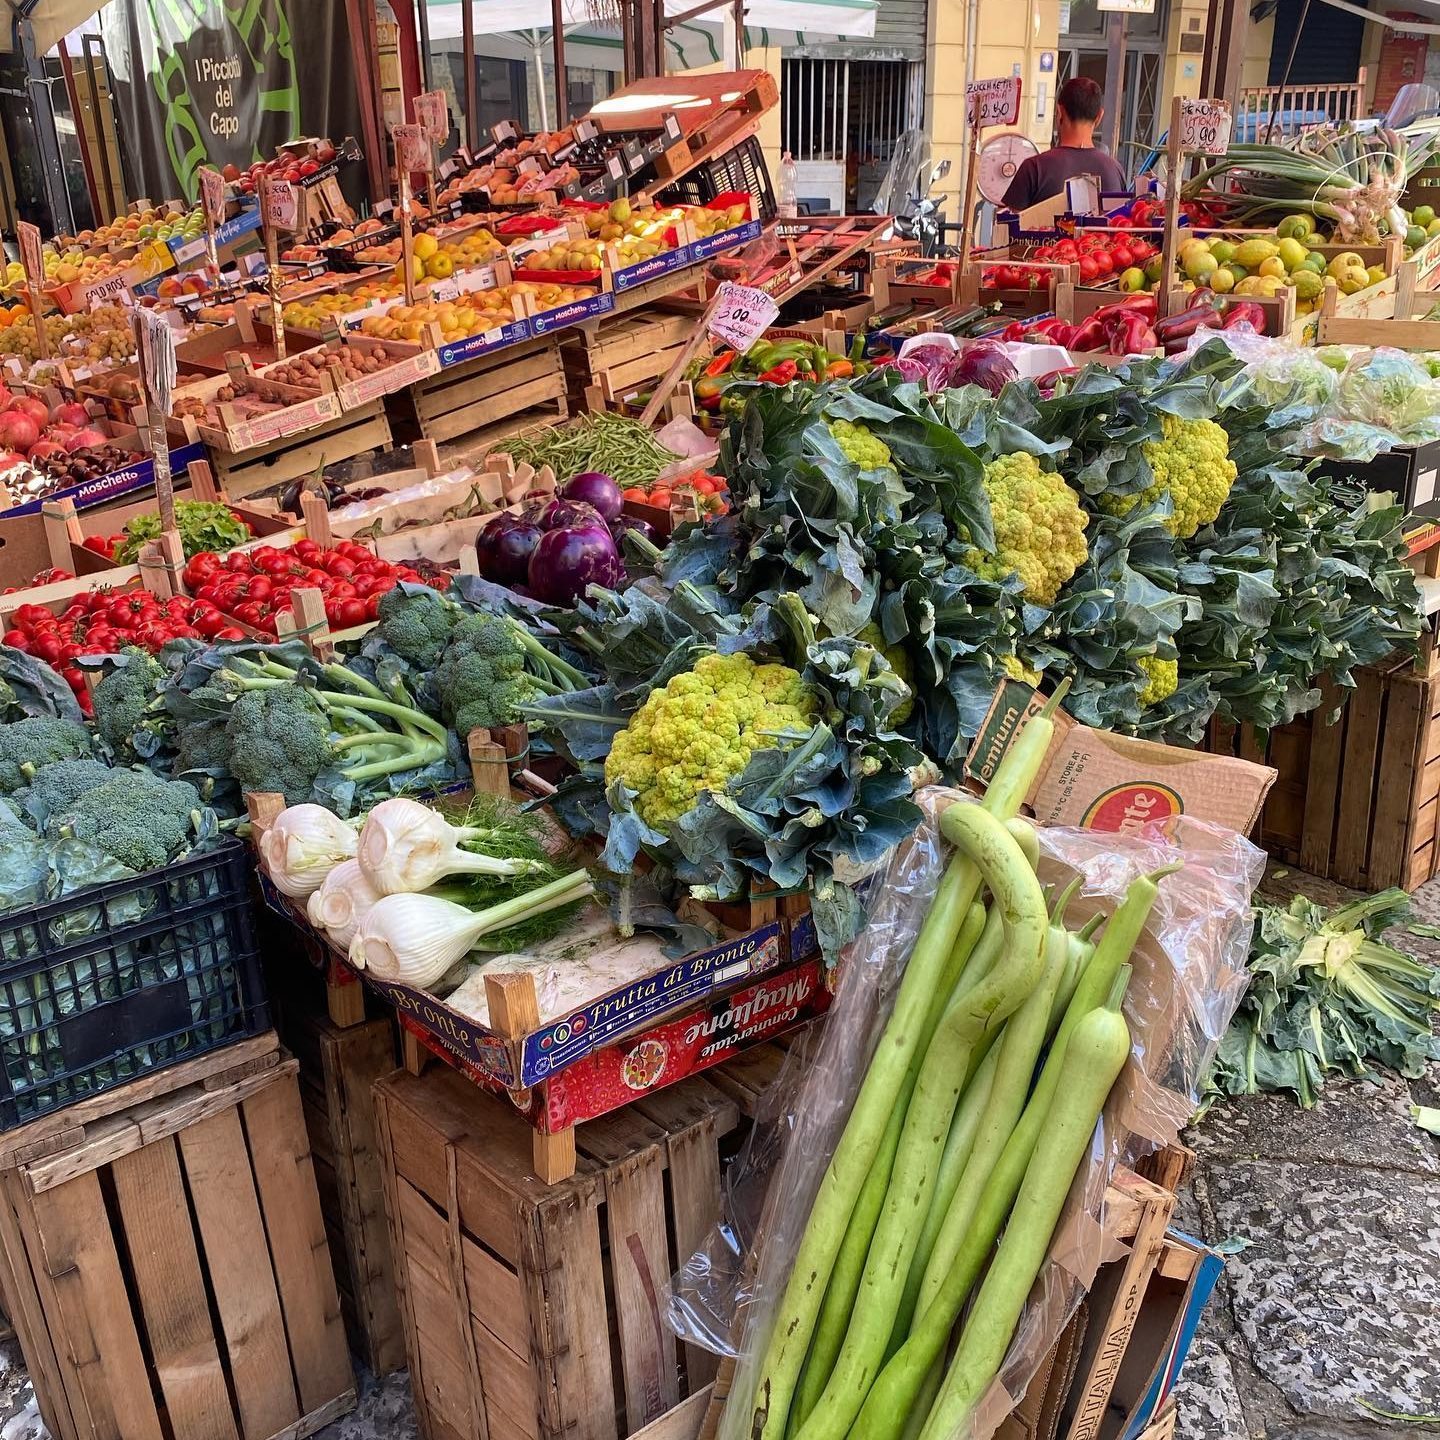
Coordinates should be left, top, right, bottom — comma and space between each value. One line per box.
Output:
669, 787, 1263, 1440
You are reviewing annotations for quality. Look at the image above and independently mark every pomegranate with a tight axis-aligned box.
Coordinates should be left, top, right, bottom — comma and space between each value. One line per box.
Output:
9, 395, 50, 429
25, 440, 66, 463
0, 412, 41, 453
0, 450, 28, 471
51, 402, 89, 429
64, 427, 109, 452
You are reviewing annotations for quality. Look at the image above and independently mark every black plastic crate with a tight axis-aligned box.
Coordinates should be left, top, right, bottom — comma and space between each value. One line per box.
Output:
0, 838, 269, 1128
658, 135, 777, 222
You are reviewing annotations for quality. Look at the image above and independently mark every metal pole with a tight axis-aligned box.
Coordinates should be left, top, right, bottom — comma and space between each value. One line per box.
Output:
18, 21, 73, 235
462, 0, 478, 148
416, 0, 434, 93
56, 44, 101, 227
1101, 11, 1126, 155
551, 0, 568, 124
80, 37, 119, 221
534, 43, 550, 130
1265, 0, 1311, 143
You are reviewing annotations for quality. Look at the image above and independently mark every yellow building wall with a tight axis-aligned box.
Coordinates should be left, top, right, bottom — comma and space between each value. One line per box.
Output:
925, 0, 1061, 212
1161, 0, 1210, 106
1241, 11, 1275, 91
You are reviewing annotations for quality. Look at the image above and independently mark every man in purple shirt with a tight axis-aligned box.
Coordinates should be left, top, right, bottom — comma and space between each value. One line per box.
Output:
1001, 77, 1127, 211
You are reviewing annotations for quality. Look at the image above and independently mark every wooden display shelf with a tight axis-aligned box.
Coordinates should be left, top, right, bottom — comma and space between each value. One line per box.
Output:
1317, 256, 1440, 347
373, 1045, 793, 1440
207, 398, 393, 500
389, 331, 568, 446
0, 1033, 356, 1440
1202, 655, 1440, 892
564, 306, 699, 411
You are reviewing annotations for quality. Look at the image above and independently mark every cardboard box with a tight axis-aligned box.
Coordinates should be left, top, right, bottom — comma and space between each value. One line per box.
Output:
967, 680, 1277, 837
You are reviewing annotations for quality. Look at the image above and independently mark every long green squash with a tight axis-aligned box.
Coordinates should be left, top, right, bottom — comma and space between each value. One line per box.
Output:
791, 806, 1047, 1440
742, 683, 1070, 1440
790, 902, 987, 1430
849, 864, 1176, 1440
917, 969, 1133, 1440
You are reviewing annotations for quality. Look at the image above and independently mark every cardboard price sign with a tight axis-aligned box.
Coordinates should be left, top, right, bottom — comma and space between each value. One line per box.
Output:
393, 122, 432, 175
17, 223, 43, 289
708, 281, 779, 353
414, 91, 449, 145
1178, 99, 1232, 155
967, 76, 1022, 129
261, 177, 301, 231
199, 167, 226, 225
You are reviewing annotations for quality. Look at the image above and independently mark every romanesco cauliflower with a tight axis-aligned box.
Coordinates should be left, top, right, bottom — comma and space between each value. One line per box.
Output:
1135, 655, 1179, 707
964, 452, 1088, 606
828, 419, 892, 470
604, 652, 818, 830
858, 623, 914, 724
1099, 414, 1237, 539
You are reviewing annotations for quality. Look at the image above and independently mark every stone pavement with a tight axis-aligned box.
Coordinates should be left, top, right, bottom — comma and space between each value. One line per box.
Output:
1171, 866, 1440, 1440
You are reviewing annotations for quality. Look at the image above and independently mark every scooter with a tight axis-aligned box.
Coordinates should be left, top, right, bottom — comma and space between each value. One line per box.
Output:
893, 160, 954, 256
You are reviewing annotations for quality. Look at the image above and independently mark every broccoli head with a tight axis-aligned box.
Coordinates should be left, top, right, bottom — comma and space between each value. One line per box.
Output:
47, 769, 205, 873
18, 758, 115, 826
0, 716, 92, 794
376, 584, 459, 668
92, 650, 166, 760
435, 612, 542, 738
223, 686, 333, 805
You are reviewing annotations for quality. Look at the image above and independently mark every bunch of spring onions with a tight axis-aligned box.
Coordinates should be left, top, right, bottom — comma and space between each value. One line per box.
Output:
260, 796, 592, 989
1182, 123, 1440, 244
731, 683, 1176, 1440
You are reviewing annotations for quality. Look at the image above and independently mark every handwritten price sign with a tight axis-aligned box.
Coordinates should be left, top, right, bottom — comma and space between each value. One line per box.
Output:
967, 76, 1022, 129
414, 91, 450, 145
708, 281, 779, 354
1178, 98, 1231, 156
393, 122, 432, 174
17, 223, 43, 289
261, 177, 300, 231
199, 167, 226, 226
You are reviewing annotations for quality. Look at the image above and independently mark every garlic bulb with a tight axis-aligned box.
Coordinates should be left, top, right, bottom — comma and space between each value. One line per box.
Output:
259, 804, 358, 898
307, 859, 382, 951
357, 796, 544, 896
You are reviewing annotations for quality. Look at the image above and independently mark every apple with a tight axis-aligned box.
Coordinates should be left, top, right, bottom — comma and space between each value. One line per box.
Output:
299, 159, 321, 177
316, 142, 337, 163
222, 163, 240, 183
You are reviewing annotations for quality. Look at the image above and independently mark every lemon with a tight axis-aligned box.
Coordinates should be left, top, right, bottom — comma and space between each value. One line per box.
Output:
1209, 266, 1235, 294
1184, 250, 1219, 281
1291, 269, 1323, 301
1258, 256, 1287, 279
1415, 204, 1436, 227
1277, 214, 1314, 240
1326, 251, 1364, 278
1366, 263, 1386, 286
1235, 237, 1278, 269
1276, 237, 1308, 271
1209, 239, 1237, 264
1119, 266, 1147, 292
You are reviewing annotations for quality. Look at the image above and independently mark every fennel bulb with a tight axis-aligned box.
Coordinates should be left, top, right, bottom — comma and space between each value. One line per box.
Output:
350, 869, 595, 989
260, 804, 359, 897
307, 859, 383, 951
358, 796, 549, 896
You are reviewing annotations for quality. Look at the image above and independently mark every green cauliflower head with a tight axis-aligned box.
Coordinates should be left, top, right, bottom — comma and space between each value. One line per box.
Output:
1135, 655, 1179, 707
965, 452, 1089, 607
1099, 413, 1237, 539
828, 418, 893, 471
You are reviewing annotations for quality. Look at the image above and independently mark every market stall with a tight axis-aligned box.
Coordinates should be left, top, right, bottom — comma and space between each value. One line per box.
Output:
0, 60, 1433, 1440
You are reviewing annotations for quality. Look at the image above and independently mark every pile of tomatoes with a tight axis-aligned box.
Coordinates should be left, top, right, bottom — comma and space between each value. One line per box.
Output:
620, 471, 729, 518
183, 539, 449, 636
1, 587, 248, 713
1026, 232, 1160, 284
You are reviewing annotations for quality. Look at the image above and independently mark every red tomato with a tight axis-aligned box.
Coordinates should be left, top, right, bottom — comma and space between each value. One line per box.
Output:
2, 629, 26, 649
60, 667, 85, 691
1111, 244, 1133, 269
324, 556, 357, 578
84, 626, 117, 650
225, 551, 254, 572
1091, 249, 1114, 276
184, 552, 222, 587
193, 611, 229, 639
1111, 215, 1132, 229
292, 539, 323, 564
364, 595, 381, 621
1078, 255, 1100, 282
213, 626, 247, 641
13, 604, 50, 631
423, 574, 449, 592
337, 598, 368, 628
31, 634, 63, 665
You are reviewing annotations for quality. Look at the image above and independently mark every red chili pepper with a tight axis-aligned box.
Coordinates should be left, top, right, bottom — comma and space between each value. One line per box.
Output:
705, 351, 738, 377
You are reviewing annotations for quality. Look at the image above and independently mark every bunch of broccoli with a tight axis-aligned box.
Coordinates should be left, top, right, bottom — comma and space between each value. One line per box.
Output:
0, 717, 94, 794
375, 586, 589, 738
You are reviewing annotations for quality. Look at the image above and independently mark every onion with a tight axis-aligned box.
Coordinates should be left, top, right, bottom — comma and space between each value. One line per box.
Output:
561, 470, 623, 523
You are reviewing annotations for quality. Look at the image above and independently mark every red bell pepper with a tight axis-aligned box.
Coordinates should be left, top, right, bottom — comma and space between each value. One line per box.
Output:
1221, 300, 1267, 333
1103, 309, 1159, 355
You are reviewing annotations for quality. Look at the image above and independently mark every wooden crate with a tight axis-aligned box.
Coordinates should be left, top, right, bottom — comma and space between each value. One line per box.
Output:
373, 1060, 748, 1440
0, 1033, 355, 1440
1203, 657, 1440, 891
564, 308, 699, 411
286, 1009, 406, 1377
211, 398, 393, 500
392, 333, 568, 446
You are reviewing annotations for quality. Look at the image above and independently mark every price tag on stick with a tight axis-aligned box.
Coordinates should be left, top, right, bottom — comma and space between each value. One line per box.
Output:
1178, 98, 1232, 156
258, 176, 296, 359
17, 222, 48, 361
966, 76, 1022, 128
394, 121, 436, 232
708, 281, 779, 353
198, 167, 225, 278
414, 91, 450, 145
262, 178, 301, 231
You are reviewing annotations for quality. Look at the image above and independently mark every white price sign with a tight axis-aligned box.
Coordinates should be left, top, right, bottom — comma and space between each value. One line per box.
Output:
414, 91, 449, 144
17, 223, 43, 289
393, 122, 432, 174
967, 76, 1022, 129
1179, 99, 1232, 156
261, 177, 300, 230
707, 281, 779, 354
199, 167, 226, 225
